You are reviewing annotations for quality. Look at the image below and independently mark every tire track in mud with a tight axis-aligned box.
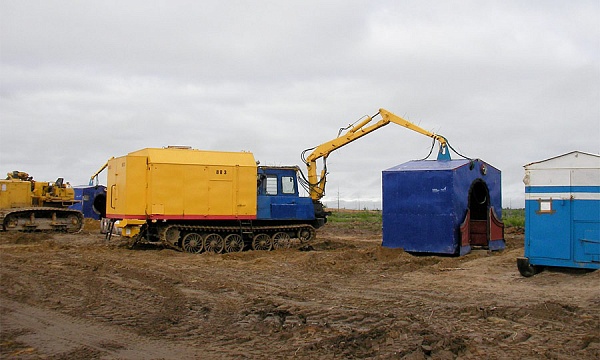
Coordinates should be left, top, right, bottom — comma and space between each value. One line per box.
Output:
211, 247, 599, 358
175, 256, 455, 357
2, 229, 599, 359
201, 246, 597, 358
2, 247, 196, 342
0, 298, 201, 359
73, 260, 198, 340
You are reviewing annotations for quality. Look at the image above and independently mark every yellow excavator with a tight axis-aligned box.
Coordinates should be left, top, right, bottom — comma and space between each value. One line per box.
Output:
0, 171, 83, 232
301, 108, 450, 202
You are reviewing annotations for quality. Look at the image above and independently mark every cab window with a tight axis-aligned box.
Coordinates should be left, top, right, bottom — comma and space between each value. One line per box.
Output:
282, 176, 295, 194
265, 176, 278, 195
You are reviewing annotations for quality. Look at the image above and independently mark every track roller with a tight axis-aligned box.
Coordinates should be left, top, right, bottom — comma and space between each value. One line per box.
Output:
224, 234, 244, 253
203, 233, 224, 253
297, 226, 316, 242
65, 214, 82, 233
161, 226, 182, 248
182, 233, 203, 253
252, 233, 272, 251
272, 232, 291, 249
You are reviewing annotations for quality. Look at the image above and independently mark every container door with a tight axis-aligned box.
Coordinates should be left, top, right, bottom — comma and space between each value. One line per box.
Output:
460, 210, 470, 247
573, 223, 600, 263
528, 198, 571, 260
489, 208, 504, 242
467, 180, 490, 247
571, 168, 600, 263
208, 180, 233, 215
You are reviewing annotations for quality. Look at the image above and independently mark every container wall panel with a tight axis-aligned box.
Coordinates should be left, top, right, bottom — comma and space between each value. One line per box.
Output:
383, 159, 504, 255
523, 151, 600, 269
70, 186, 106, 219
106, 155, 147, 218
106, 148, 257, 220
525, 199, 571, 260
183, 166, 209, 215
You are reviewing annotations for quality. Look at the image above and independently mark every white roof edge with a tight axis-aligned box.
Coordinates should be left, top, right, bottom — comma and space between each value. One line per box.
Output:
523, 150, 600, 168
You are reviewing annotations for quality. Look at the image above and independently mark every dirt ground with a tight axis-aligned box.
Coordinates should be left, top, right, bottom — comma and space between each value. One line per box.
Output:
1, 218, 598, 359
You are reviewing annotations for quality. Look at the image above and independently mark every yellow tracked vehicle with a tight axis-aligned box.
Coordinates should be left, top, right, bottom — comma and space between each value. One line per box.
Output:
94, 109, 450, 253
0, 171, 83, 232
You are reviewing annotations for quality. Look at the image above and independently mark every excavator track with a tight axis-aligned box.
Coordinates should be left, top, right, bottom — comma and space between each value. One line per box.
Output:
140, 223, 316, 254
0, 208, 84, 233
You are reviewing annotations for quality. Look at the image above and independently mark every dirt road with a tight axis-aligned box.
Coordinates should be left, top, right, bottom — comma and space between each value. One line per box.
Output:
1, 220, 598, 359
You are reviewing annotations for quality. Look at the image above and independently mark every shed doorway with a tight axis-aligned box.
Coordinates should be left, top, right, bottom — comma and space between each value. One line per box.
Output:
460, 179, 503, 249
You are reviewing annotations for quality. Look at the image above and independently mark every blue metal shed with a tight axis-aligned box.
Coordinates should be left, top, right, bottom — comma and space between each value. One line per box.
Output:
382, 159, 504, 256
69, 185, 107, 220
518, 151, 600, 276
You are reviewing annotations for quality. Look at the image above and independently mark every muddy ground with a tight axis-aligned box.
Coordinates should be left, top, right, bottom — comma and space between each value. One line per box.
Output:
1, 218, 598, 359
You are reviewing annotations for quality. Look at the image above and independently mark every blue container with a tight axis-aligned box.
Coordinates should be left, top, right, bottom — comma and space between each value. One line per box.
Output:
518, 151, 600, 276
69, 185, 107, 220
382, 159, 504, 256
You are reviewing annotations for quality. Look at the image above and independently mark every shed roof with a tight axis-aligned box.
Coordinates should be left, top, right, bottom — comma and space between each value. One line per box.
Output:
524, 151, 600, 170
384, 159, 497, 172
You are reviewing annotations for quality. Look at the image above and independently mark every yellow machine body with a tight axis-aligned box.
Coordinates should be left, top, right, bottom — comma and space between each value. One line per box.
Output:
0, 172, 83, 232
0, 180, 32, 208
31, 181, 76, 206
115, 219, 146, 238
1, 172, 76, 208
106, 147, 258, 221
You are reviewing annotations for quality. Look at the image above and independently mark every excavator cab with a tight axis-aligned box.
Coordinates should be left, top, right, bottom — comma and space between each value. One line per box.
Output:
256, 166, 320, 225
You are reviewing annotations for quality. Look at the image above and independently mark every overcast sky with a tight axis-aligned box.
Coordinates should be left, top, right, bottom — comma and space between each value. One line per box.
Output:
1, 1, 599, 209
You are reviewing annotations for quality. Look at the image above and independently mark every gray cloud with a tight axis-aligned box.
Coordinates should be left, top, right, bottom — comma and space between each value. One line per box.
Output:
1, 0, 598, 208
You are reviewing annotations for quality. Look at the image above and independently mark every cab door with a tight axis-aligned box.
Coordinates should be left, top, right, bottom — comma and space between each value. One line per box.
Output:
256, 168, 314, 221
269, 174, 299, 219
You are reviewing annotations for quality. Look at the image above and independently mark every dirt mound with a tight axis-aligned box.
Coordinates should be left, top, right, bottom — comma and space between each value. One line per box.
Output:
1, 225, 598, 359
83, 218, 101, 232
0, 231, 52, 244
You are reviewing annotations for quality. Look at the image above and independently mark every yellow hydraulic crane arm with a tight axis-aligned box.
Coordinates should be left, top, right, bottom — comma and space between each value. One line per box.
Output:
378, 109, 448, 149
89, 158, 113, 186
304, 108, 449, 201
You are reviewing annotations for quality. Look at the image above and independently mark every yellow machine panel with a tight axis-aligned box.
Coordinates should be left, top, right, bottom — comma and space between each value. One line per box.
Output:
106, 147, 258, 220
0, 180, 32, 208
1, 173, 83, 233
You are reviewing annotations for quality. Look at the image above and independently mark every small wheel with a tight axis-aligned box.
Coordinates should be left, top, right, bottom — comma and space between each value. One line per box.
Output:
204, 233, 224, 253
297, 227, 316, 242
4, 214, 18, 229
252, 233, 272, 251
517, 257, 542, 277
272, 232, 291, 249
164, 226, 181, 246
66, 214, 83, 233
224, 234, 245, 253
182, 233, 203, 253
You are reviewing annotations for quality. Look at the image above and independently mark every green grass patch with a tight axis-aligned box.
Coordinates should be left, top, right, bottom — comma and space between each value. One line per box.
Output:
327, 210, 382, 231
327, 208, 525, 229
502, 208, 525, 228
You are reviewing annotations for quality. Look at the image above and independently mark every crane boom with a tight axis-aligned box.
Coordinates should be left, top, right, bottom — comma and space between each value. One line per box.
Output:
304, 108, 449, 201
88, 158, 113, 186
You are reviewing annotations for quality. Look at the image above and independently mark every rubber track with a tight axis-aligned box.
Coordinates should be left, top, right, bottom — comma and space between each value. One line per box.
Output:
164, 223, 314, 235
0, 207, 84, 233
147, 223, 316, 251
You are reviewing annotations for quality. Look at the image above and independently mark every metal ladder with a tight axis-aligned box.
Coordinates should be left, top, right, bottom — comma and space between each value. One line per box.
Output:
239, 220, 254, 239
